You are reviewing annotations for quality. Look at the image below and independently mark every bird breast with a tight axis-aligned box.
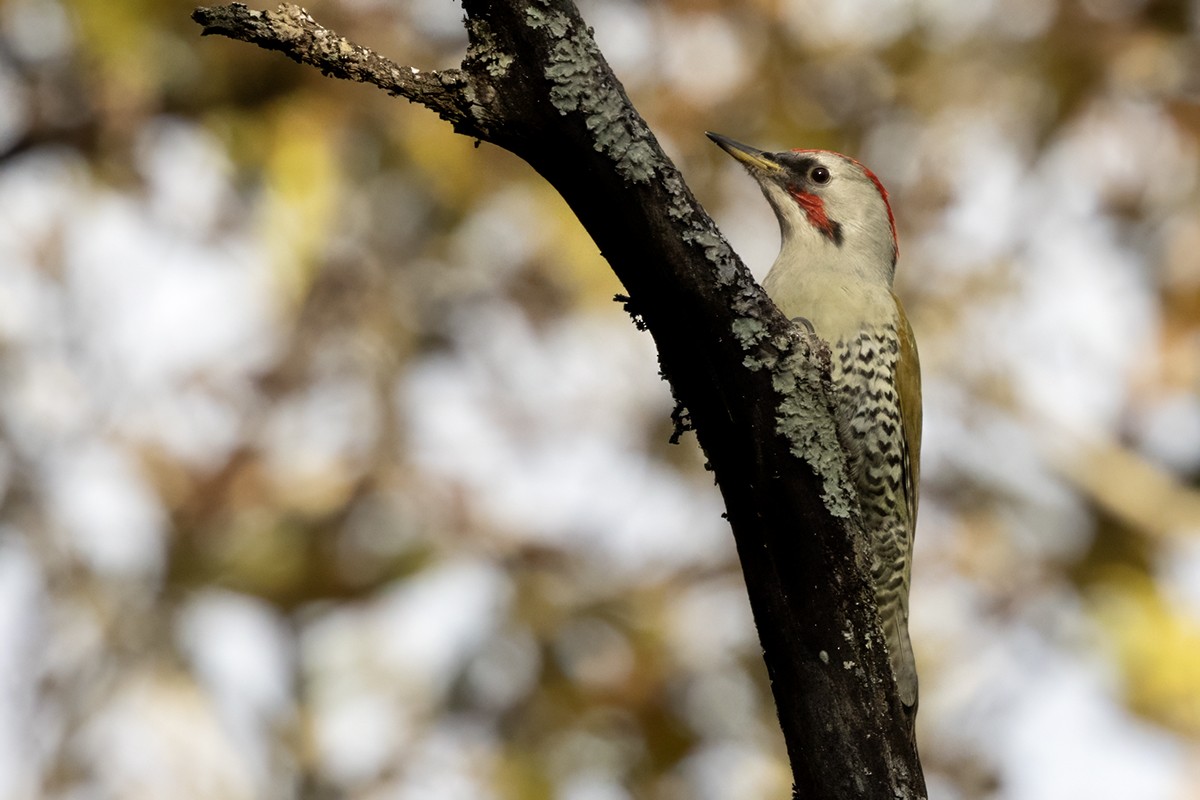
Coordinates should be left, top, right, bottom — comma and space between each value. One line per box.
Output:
760, 256, 899, 348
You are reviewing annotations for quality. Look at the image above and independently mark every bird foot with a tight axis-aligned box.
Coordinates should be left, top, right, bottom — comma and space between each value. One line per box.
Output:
790, 316, 815, 335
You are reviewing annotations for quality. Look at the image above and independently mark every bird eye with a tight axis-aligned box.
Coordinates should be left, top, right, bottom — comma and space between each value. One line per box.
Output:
810, 166, 831, 185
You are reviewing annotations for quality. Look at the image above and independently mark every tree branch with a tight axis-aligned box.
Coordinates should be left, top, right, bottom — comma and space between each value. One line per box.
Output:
192, 3, 927, 797
192, 3, 478, 131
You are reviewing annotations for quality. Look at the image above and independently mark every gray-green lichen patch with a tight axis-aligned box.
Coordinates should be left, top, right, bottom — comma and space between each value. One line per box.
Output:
525, 5, 570, 38
661, 173, 692, 222
743, 352, 776, 372
465, 18, 515, 79
460, 83, 488, 126
770, 343, 856, 518
526, 5, 656, 183
731, 316, 767, 349
682, 228, 738, 285
728, 282, 851, 515
487, 52, 515, 77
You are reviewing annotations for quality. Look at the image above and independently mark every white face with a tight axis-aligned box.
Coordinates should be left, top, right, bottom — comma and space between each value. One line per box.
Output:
755, 151, 898, 287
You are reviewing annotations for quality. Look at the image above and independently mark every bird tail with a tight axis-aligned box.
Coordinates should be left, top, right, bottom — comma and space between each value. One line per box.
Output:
884, 607, 917, 708
873, 523, 917, 708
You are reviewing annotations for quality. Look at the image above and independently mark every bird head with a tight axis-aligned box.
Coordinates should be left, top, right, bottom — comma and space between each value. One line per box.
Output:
707, 132, 898, 286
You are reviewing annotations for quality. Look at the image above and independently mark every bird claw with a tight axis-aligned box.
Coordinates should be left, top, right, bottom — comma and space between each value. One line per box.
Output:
790, 316, 815, 335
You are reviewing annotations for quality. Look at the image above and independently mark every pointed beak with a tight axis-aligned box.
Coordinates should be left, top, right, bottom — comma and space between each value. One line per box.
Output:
706, 132, 782, 175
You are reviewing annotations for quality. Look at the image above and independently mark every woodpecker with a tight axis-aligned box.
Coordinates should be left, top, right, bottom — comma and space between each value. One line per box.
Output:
708, 132, 922, 709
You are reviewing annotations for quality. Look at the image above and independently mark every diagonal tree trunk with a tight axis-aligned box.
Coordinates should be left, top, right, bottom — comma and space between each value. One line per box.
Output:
192, 3, 927, 797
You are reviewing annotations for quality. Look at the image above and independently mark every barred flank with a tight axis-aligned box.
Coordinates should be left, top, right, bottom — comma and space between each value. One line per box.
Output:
833, 327, 918, 707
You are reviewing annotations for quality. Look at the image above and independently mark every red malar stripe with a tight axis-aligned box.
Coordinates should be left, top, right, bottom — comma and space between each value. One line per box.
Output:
788, 188, 837, 241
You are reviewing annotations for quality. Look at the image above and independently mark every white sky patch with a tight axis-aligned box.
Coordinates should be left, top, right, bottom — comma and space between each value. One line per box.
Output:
678, 740, 789, 800
999, 652, 1187, 800
0, 538, 44, 800
914, 0, 997, 47
0, 0, 74, 63
402, 0, 469, 45
1048, 98, 1197, 212
303, 560, 509, 787
0, 240, 62, 348
584, 0, 655, 83
261, 374, 382, 501
2, 351, 93, 460
64, 194, 278, 395
990, 0, 1059, 40
0, 150, 89, 268
920, 380, 1093, 561
544, 726, 643, 787
1011, 206, 1154, 444
552, 617, 635, 690
1133, 392, 1200, 474
126, 384, 250, 473
309, 668, 408, 788
0, 140, 274, 569
663, 578, 759, 670
677, 666, 765, 741
390, 721, 499, 800
463, 626, 541, 713
920, 585, 1189, 800
401, 303, 732, 577
8, 124, 281, 472
449, 185, 548, 287
176, 589, 296, 792
77, 670, 259, 800
559, 773, 633, 800
783, 0, 913, 49
0, 134, 278, 475
371, 559, 511, 690
43, 438, 166, 579
135, 119, 238, 237
709, 153, 791, 282
935, 127, 1027, 272
1155, 539, 1200, 626
0, 58, 28, 154
910, 106, 1158, 453
659, 12, 754, 107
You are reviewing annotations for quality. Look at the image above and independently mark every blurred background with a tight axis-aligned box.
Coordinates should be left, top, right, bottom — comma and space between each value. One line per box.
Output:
1, 0, 1199, 797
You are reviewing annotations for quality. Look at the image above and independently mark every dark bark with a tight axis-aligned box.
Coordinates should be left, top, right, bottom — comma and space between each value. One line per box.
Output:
192, 3, 926, 797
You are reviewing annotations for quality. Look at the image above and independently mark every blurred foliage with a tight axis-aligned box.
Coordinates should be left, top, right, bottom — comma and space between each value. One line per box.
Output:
1, 0, 1199, 799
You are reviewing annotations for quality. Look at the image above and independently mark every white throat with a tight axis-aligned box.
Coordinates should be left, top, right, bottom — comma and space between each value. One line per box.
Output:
759, 182, 899, 345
